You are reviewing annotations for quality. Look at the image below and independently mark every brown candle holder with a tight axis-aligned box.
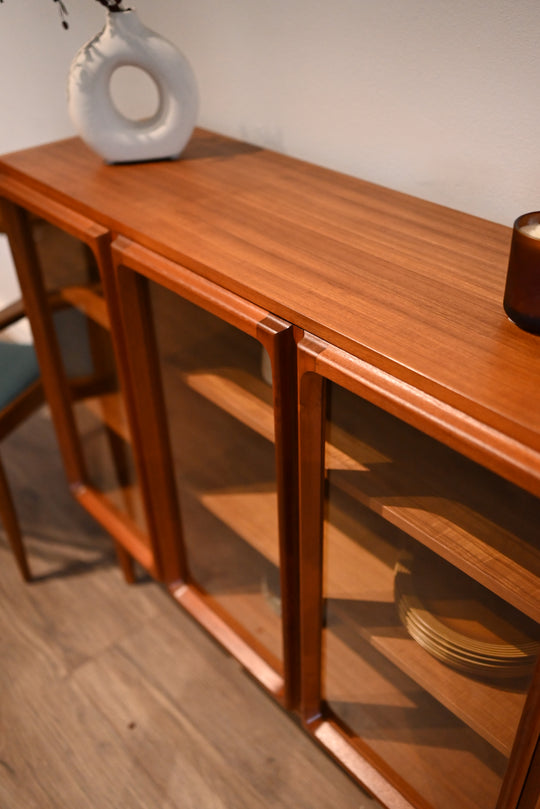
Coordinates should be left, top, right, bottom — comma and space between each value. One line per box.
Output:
504, 211, 540, 334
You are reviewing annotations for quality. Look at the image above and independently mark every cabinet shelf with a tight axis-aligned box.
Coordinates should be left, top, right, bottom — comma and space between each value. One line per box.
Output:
184, 368, 360, 470
177, 483, 283, 668
325, 404, 540, 623
323, 630, 506, 809
80, 391, 131, 443
160, 358, 284, 668
182, 367, 275, 442
73, 393, 145, 530
171, 365, 281, 563
58, 284, 109, 331
183, 367, 359, 471
323, 503, 529, 758
198, 484, 279, 566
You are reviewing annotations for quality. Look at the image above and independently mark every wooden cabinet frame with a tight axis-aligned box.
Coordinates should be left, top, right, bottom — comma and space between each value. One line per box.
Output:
0, 179, 161, 581
111, 237, 300, 709
297, 332, 540, 809
1, 129, 540, 809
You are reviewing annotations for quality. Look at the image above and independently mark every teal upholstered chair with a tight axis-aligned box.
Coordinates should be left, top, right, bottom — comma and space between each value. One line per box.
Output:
0, 299, 44, 580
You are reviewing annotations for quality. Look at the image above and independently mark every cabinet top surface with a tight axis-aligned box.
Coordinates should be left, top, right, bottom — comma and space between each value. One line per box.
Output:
1, 129, 539, 458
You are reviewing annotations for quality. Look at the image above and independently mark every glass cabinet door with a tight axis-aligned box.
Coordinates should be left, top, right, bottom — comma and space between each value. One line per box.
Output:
1, 200, 156, 578
112, 239, 299, 708
298, 335, 540, 809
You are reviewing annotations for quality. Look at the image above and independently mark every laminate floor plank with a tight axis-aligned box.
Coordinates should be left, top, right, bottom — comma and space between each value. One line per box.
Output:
114, 609, 368, 809
0, 410, 378, 808
73, 648, 269, 809
0, 562, 162, 680
0, 663, 167, 809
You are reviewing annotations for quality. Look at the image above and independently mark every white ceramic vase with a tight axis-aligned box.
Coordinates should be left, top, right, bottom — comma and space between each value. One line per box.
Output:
67, 8, 199, 164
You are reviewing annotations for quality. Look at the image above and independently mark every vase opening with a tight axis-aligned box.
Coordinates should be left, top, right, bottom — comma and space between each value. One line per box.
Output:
109, 65, 161, 122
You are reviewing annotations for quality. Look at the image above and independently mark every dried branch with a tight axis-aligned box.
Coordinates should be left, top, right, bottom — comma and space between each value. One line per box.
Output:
1, 0, 129, 30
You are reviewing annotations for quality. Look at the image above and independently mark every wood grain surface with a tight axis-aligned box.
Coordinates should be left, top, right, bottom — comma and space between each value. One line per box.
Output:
0, 130, 538, 464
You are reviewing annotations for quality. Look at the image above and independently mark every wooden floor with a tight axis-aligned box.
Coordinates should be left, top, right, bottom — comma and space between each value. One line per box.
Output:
0, 406, 380, 809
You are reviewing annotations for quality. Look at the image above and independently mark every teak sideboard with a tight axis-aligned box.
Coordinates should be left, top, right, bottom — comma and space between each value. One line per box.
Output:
1, 129, 539, 809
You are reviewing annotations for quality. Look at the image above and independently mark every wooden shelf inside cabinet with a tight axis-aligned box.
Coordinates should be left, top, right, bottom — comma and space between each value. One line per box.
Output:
162, 363, 286, 681
322, 635, 507, 809
80, 391, 131, 443
182, 367, 275, 443
174, 366, 280, 567
182, 363, 397, 503
57, 284, 110, 331
194, 481, 279, 568
324, 413, 540, 624
177, 477, 284, 674
74, 392, 140, 512
321, 505, 529, 758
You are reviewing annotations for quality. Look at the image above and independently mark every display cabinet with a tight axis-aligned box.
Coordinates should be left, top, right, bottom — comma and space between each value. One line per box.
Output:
1, 129, 539, 809
297, 334, 540, 809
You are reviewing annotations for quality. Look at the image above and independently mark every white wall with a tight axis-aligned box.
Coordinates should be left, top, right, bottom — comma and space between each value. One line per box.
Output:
1, 0, 539, 311
0, 0, 105, 326
154, 0, 540, 226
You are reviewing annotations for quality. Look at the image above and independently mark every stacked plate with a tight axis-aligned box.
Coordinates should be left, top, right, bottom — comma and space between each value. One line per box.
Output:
394, 551, 540, 680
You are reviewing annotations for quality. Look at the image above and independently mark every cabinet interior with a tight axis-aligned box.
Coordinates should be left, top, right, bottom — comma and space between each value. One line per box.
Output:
31, 217, 146, 533
319, 381, 540, 809
149, 280, 283, 671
